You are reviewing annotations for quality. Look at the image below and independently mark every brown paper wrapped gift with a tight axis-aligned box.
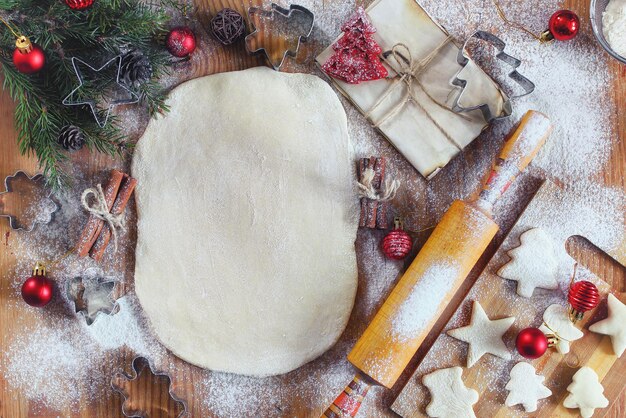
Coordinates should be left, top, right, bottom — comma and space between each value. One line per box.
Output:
316, 0, 507, 179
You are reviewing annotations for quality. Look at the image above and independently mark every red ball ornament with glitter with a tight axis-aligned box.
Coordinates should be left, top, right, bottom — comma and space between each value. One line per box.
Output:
166, 26, 196, 58
64, 0, 94, 10
382, 218, 413, 260
12, 36, 45, 74
568, 280, 600, 321
516, 327, 549, 359
21, 263, 53, 307
541, 10, 580, 42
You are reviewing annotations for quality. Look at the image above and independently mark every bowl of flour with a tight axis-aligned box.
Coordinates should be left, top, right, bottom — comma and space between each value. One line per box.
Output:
591, 0, 626, 63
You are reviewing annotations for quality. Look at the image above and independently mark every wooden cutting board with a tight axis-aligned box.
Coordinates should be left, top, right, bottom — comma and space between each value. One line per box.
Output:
392, 180, 626, 417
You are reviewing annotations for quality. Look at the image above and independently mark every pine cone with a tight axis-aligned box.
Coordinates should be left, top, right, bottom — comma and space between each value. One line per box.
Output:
120, 50, 152, 87
58, 125, 85, 151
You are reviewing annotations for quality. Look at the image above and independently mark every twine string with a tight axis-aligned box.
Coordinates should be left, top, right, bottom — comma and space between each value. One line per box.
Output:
364, 38, 465, 150
541, 321, 573, 343
81, 184, 126, 252
357, 167, 400, 202
0, 15, 21, 39
492, 0, 542, 41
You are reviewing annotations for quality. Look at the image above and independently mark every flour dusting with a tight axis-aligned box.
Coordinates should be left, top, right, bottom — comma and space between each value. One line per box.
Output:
392, 263, 460, 341
1, 0, 624, 416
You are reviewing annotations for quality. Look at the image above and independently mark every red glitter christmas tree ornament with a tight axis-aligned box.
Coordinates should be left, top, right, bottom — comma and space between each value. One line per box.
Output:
65, 0, 94, 11
541, 10, 580, 42
382, 218, 413, 260
166, 26, 196, 58
322, 7, 388, 84
21, 262, 54, 307
516, 327, 549, 359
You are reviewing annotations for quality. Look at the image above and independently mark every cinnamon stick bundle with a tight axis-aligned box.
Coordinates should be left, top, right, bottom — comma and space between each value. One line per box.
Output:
89, 175, 137, 262
76, 170, 125, 257
358, 157, 388, 229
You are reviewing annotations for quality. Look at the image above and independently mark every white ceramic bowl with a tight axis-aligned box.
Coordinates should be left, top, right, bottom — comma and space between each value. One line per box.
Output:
590, 0, 626, 64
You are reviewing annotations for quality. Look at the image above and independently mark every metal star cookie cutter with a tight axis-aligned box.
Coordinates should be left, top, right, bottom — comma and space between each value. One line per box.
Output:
66, 276, 119, 325
62, 55, 139, 128
245, 3, 315, 71
0, 171, 58, 231
451, 31, 535, 122
111, 356, 188, 418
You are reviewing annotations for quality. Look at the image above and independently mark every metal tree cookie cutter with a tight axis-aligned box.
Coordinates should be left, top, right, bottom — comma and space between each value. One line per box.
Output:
66, 276, 119, 325
111, 356, 188, 418
245, 3, 315, 71
0, 171, 58, 231
451, 30, 535, 122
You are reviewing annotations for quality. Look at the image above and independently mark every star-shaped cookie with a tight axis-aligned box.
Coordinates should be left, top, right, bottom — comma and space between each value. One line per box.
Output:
448, 301, 515, 367
589, 294, 626, 357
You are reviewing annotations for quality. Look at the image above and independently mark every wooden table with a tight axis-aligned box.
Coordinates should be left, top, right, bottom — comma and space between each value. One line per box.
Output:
1, 0, 624, 417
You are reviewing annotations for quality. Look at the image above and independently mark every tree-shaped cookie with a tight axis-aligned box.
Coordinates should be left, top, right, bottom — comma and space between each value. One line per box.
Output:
321, 7, 388, 84
422, 366, 479, 418
538, 304, 583, 354
563, 367, 608, 418
497, 228, 559, 297
505, 362, 552, 412
589, 294, 626, 357
447, 301, 515, 367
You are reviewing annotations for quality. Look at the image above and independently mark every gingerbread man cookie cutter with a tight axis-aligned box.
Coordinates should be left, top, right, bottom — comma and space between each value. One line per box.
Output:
245, 3, 315, 70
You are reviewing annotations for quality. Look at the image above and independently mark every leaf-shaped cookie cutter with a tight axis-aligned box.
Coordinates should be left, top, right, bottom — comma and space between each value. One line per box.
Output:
111, 356, 188, 417
245, 3, 315, 70
0, 171, 58, 231
451, 31, 535, 122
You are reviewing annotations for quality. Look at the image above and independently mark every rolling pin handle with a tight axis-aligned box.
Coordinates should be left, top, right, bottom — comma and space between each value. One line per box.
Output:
476, 110, 552, 213
321, 373, 371, 418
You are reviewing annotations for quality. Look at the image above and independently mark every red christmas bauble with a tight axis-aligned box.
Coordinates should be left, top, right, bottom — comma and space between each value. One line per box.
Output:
568, 280, 600, 314
548, 10, 580, 41
516, 327, 548, 359
65, 0, 94, 10
166, 26, 196, 58
12, 43, 45, 74
382, 224, 413, 260
21, 275, 54, 307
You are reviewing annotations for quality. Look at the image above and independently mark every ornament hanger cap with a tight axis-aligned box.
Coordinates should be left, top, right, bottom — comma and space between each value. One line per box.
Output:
15, 35, 32, 53
33, 261, 46, 276
539, 30, 555, 43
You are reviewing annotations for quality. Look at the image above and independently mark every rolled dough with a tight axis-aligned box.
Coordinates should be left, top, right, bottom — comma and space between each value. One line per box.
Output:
132, 67, 358, 376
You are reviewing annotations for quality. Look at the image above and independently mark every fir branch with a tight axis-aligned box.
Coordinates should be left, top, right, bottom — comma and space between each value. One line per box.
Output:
0, 0, 173, 191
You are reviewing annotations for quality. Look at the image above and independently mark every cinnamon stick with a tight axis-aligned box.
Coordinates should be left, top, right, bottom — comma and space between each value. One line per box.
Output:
358, 157, 387, 229
89, 175, 137, 262
76, 170, 125, 257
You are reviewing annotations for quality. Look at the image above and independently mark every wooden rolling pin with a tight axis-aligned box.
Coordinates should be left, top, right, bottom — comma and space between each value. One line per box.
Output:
322, 110, 553, 418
